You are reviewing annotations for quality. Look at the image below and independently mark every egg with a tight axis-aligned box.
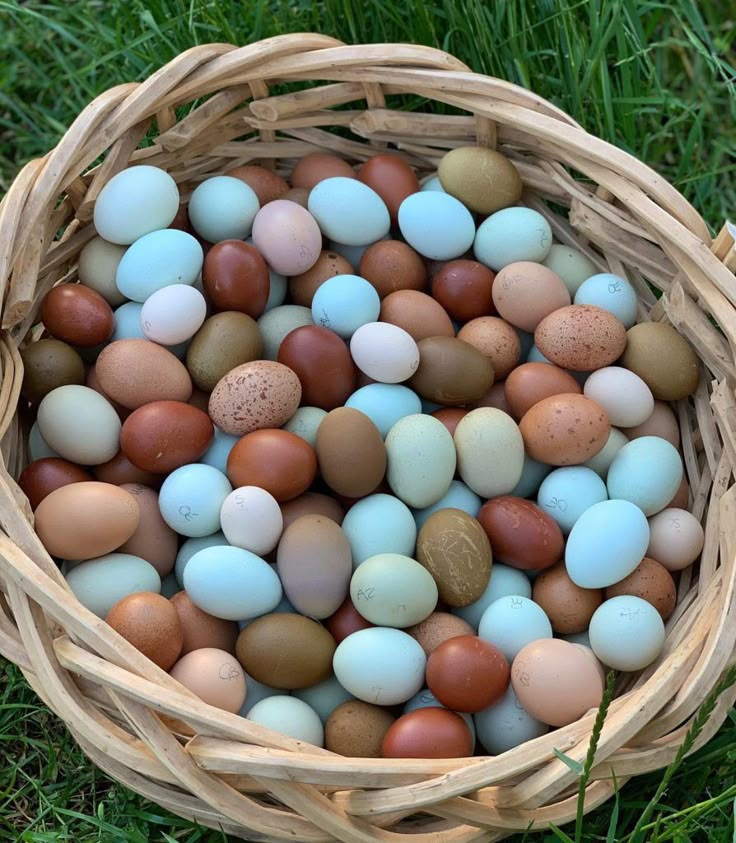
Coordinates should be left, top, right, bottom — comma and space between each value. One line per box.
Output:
188, 176, 260, 243
503, 362, 582, 419
537, 466, 608, 534
474, 685, 548, 754
18, 458, 92, 510
281, 407, 325, 447
316, 407, 386, 498
511, 454, 552, 499
219, 486, 283, 555
257, 305, 313, 360
350, 553, 438, 627
310, 274, 381, 339
324, 597, 375, 643
158, 463, 232, 536
535, 305, 627, 371
670, 476, 690, 509
226, 164, 289, 205
78, 236, 128, 306
289, 250, 354, 307
281, 492, 344, 530
474, 207, 552, 270
170, 591, 238, 655
478, 596, 553, 661
406, 612, 475, 656
357, 154, 420, 221
251, 199, 322, 275
582, 427, 629, 477
326, 700, 395, 757
604, 556, 676, 620
379, 290, 454, 342
532, 561, 602, 633
21, 339, 86, 404
457, 317, 521, 379
574, 273, 638, 328
398, 192, 475, 260
106, 591, 183, 670
292, 153, 356, 189
492, 262, 571, 332
341, 494, 416, 567
454, 408, 525, 498
350, 322, 419, 383
421, 176, 444, 191
413, 480, 482, 529
541, 244, 598, 296
40, 284, 114, 347
238, 672, 285, 716
453, 564, 532, 631
438, 146, 522, 213
359, 240, 427, 298
308, 177, 389, 246
170, 647, 246, 713
620, 322, 699, 400
94, 450, 162, 489
236, 613, 336, 689
118, 484, 178, 576
607, 436, 683, 515
647, 508, 705, 571
186, 312, 262, 392
344, 384, 421, 438
589, 596, 665, 671
410, 337, 494, 406
565, 499, 650, 588
626, 400, 680, 447
292, 675, 354, 723
477, 497, 563, 571
115, 229, 203, 301
382, 708, 473, 758
427, 635, 509, 712
66, 553, 160, 617
583, 366, 654, 428
201, 240, 270, 317
432, 408, 468, 436
247, 696, 324, 746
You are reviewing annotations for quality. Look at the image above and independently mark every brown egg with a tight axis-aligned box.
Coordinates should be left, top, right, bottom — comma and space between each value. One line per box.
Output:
512, 639, 604, 727
282, 187, 310, 208
291, 153, 356, 189
477, 497, 563, 571
535, 305, 627, 371
532, 561, 602, 633
326, 700, 395, 757
426, 635, 509, 712
604, 556, 676, 620
209, 360, 301, 435
168, 203, 191, 232
170, 647, 246, 712
432, 260, 496, 321
86, 364, 130, 419
382, 708, 473, 758
359, 240, 427, 298
235, 613, 336, 689
118, 484, 178, 577
379, 290, 454, 342
170, 591, 239, 655
202, 240, 270, 318
492, 262, 571, 332
406, 612, 475, 656
519, 393, 610, 465
438, 146, 522, 214
620, 322, 699, 400
277, 515, 352, 618
324, 596, 375, 644
409, 337, 494, 406
96, 339, 192, 409
469, 382, 510, 413
417, 509, 492, 607
40, 284, 114, 347
21, 339, 85, 403
18, 458, 92, 510
431, 408, 467, 437
277, 326, 356, 410
34, 481, 139, 560
106, 591, 183, 670
281, 492, 344, 530
625, 400, 680, 448
289, 250, 353, 307
357, 154, 419, 221
93, 450, 163, 489
120, 401, 213, 473
670, 475, 690, 509
457, 317, 520, 379
504, 362, 583, 420
227, 429, 317, 501
188, 388, 211, 413
316, 407, 386, 498
186, 311, 263, 392
226, 164, 289, 205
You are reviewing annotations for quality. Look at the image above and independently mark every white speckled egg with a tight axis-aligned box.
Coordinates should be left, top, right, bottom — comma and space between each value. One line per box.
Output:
350, 322, 419, 383
66, 553, 161, 617
398, 192, 475, 260
583, 367, 654, 427
141, 284, 207, 345
116, 229, 203, 302
308, 177, 390, 246
607, 436, 683, 516
474, 685, 547, 754
589, 595, 665, 670
474, 207, 552, 270
351, 553, 437, 627
478, 595, 553, 661
454, 408, 524, 498
188, 176, 260, 243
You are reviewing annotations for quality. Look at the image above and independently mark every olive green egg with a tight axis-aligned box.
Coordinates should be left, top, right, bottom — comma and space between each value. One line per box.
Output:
186, 311, 263, 391
438, 146, 523, 214
620, 322, 699, 400
21, 338, 86, 403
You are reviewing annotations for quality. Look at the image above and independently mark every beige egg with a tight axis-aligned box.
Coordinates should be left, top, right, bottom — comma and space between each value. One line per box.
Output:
647, 508, 704, 571
492, 262, 571, 332
625, 400, 680, 448
457, 317, 521, 379
169, 647, 246, 713
118, 484, 178, 577
535, 305, 627, 371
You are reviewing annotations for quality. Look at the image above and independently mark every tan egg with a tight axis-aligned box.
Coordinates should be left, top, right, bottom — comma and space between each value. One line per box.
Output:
186, 311, 263, 392
620, 323, 699, 400
316, 407, 386, 498
169, 648, 246, 713
86, 364, 130, 420
604, 556, 676, 620
504, 362, 582, 420
438, 146, 522, 213
209, 360, 301, 436
226, 165, 289, 205
118, 484, 178, 577
379, 290, 454, 341
359, 240, 427, 298
535, 305, 627, 371
492, 262, 570, 332
625, 400, 680, 448
282, 187, 310, 208
325, 700, 395, 757
96, 339, 192, 409
34, 481, 139, 560
532, 561, 602, 634
519, 394, 610, 465
469, 382, 510, 413
106, 591, 183, 670
458, 317, 521, 379
406, 612, 475, 656
281, 492, 345, 530
289, 250, 353, 307
170, 592, 239, 655
409, 337, 494, 406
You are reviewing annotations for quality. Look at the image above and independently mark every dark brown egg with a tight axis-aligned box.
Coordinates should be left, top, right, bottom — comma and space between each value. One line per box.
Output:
409, 336, 494, 406
426, 635, 509, 712
357, 154, 419, 221
21, 339, 85, 403
431, 260, 496, 321
532, 561, 602, 633
504, 362, 583, 419
431, 408, 467, 437
324, 596, 375, 644
18, 458, 92, 510
277, 325, 356, 411
40, 284, 114, 347
477, 497, 563, 571
227, 429, 317, 501
202, 240, 270, 318
359, 240, 427, 298
121, 401, 213, 473
316, 407, 386, 498
170, 591, 239, 655
379, 291, 454, 342
382, 708, 473, 758
93, 450, 163, 489
226, 164, 289, 205
604, 556, 676, 620
289, 250, 353, 307
291, 153, 355, 189
106, 592, 183, 671
457, 316, 521, 379
326, 700, 395, 757
281, 492, 345, 530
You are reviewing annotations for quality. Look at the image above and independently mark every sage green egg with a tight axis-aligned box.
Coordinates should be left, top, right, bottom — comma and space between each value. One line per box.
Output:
541, 244, 598, 296
257, 304, 313, 360
186, 311, 263, 392
284, 406, 327, 447
78, 236, 128, 306
65, 552, 161, 617
385, 414, 456, 508
350, 553, 438, 627
454, 408, 524, 498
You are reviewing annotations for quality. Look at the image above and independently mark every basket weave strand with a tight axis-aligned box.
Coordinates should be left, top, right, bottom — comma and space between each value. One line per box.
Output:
1, 34, 736, 842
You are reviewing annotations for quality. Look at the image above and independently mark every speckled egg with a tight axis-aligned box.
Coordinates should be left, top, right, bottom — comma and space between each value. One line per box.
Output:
519, 394, 610, 465
457, 317, 521, 379
604, 556, 676, 620
534, 305, 627, 371
106, 591, 183, 670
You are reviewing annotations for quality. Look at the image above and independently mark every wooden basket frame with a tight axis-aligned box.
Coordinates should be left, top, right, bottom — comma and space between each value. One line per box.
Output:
1, 33, 736, 842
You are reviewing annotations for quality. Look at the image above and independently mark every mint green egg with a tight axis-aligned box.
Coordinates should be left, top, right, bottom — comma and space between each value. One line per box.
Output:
188, 176, 259, 242
542, 244, 598, 295
474, 207, 552, 270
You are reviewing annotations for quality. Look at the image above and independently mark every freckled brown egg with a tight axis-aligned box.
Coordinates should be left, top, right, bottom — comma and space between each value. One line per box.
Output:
227, 429, 317, 501
504, 362, 583, 420
202, 240, 270, 318
535, 305, 627, 371
106, 591, 183, 671
492, 262, 570, 332
477, 496, 563, 571
226, 164, 289, 205
457, 316, 521, 379
326, 700, 395, 757
118, 484, 178, 577
19, 458, 92, 510
382, 708, 473, 758
604, 556, 676, 620
432, 260, 496, 321
289, 250, 353, 307
170, 591, 239, 655
358, 154, 419, 222
379, 291, 454, 342
359, 240, 427, 298
406, 612, 475, 656
431, 408, 468, 437
532, 561, 602, 633
40, 284, 114, 347
291, 153, 356, 189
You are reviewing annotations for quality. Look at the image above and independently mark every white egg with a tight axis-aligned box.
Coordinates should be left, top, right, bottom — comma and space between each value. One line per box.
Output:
583, 367, 654, 427
219, 486, 283, 556
247, 696, 324, 746
141, 284, 207, 345
350, 322, 419, 383
478, 595, 553, 661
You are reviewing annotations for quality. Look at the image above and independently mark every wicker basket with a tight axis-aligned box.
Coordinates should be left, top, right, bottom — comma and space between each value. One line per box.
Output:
1, 32, 736, 842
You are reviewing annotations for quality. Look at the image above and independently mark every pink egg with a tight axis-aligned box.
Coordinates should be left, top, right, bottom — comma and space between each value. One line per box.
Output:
252, 199, 322, 275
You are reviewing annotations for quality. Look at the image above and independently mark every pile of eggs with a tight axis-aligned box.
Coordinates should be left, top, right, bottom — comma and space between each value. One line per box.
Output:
19, 144, 706, 759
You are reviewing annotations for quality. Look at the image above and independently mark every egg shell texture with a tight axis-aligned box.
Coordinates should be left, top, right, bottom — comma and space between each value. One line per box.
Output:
325, 596, 375, 644
326, 700, 395, 757
21, 339, 86, 404
106, 591, 183, 670
227, 165, 289, 205
292, 153, 356, 189
316, 407, 386, 498
357, 154, 420, 222
379, 291, 455, 342
281, 492, 345, 530
409, 337, 494, 406
604, 556, 676, 620
94, 450, 162, 489
382, 708, 474, 758
492, 262, 571, 332
289, 250, 354, 307
359, 240, 427, 298
647, 507, 704, 571
308, 177, 390, 246
453, 408, 525, 498
227, 429, 316, 502
252, 199, 322, 276
118, 483, 178, 576
457, 317, 520, 379
477, 496, 563, 571
535, 305, 627, 371
426, 635, 510, 712
532, 561, 602, 633
65, 553, 161, 617
438, 146, 522, 214
186, 311, 263, 392
40, 284, 114, 347
19, 458, 92, 510
170, 647, 246, 713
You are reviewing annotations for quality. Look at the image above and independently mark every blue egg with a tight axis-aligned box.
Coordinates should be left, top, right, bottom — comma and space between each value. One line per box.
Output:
342, 493, 417, 567
474, 207, 552, 270
398, 192, 475, 260
420, 175, 445, 192
308, 177, 390, 246
607, 436, 683, 515
175, 531, 228, 585
511, 454, 552, 499
537, 466, 608, 534
345, 384, 422, 438
589, 595, 665, 671
412, 480, 482, 529
311, 274, 380, 338
421, 399, 444, 414
574, 273, 638, 328
188, 176, 259, 243
159, 463, 232, 537
116, 229, 203, 302
453, 564, 531, 631
200, 427, 239, 474
265, 269, 287, 310
527, 344, 552, 364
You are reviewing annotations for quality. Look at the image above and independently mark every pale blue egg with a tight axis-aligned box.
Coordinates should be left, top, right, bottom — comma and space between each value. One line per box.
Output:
574, 273, 638, 328
607, 436, 683, 516
188, 176, 259, 242
283, 406, 326, 447
159, 463, 232, 537
328, 235, 389, 267
565, 499, 649, 588
265, 269, 287, 310
239, 673, 285, 717
420, 175, 445, 192
293, 676, 353, 723
66, 553, 160, 618
474, 207, 552, 270
510, 454, 551, 499
308, 177, 390, 246
342, 494, 417, 567
537, 466, 608, 534
474, 686, 547, 754
527, 344, 552, 364
453, 564, 531, 630
412, 480, 482, 529
183, 545, 282, 620
200, 427, 239, 474
311, 274, 380, 338
589, 596, 665, 671
561, 629, 591, 648
29, 421, 59, 460
398, 192, 475, 260
478, 595, 553, 661
160, 574, 181, 598
345, 384, 422, 438
175, 531, 228, 586
404, 688, 476, 748
116, 229, 203, 301
421, 399, 443, 414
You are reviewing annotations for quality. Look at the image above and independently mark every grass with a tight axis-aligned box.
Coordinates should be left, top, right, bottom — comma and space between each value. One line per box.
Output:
1, 0, 735, 840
